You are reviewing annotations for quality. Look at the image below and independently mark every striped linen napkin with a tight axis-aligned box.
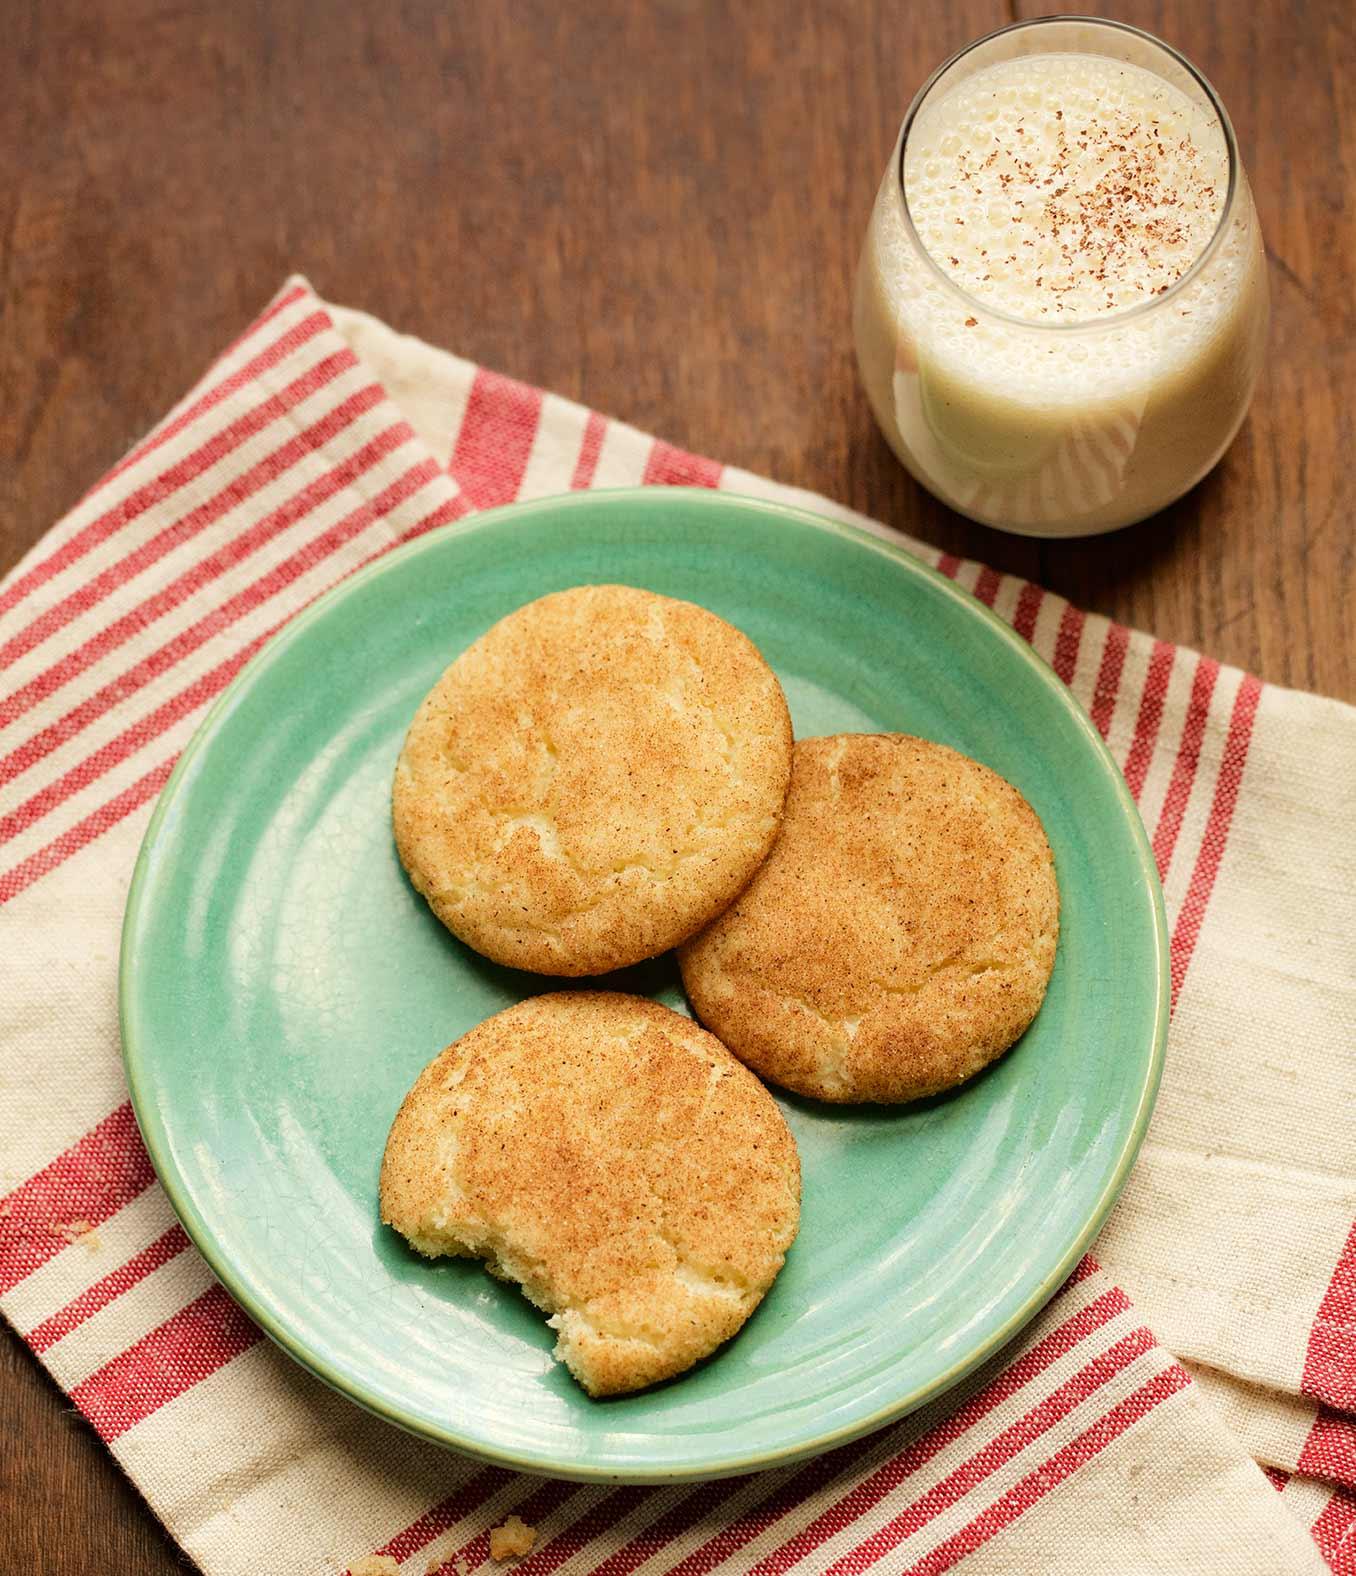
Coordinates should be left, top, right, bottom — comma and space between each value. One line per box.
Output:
2, 277, 1353, 1575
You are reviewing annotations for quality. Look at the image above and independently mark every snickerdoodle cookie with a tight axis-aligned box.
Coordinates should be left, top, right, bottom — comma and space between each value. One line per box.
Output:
379, 992, 800, 1396
393, 586, 792, 976
679, 734, 1059, 1103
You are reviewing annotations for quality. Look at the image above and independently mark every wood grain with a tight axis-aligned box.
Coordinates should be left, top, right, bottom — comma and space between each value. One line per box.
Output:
1, 2, 1351, 1571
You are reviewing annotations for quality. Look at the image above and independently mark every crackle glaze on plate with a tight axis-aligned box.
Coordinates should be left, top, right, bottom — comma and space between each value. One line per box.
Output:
120, 488, 1167, 1483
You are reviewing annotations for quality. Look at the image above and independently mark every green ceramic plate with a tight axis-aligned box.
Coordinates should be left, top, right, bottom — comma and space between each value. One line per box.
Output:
120, 488, 1167, 1483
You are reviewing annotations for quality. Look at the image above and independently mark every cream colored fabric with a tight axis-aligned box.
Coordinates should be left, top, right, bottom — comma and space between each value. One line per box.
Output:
1, 279, 1351, 1574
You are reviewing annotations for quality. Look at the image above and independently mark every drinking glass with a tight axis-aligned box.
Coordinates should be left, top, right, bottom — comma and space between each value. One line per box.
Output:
853, 17, 1269, 537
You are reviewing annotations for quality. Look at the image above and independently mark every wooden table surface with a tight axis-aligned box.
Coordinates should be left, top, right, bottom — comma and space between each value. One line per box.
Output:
2, 1, 1352, 1569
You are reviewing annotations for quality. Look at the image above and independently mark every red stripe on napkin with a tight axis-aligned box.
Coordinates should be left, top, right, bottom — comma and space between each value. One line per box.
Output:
0, 300, 325, 621
0, 477, 459, 904
1147, 649, 1223, 876
451, 370, 544, 509
0, 447, 435, 843
0, 757, 176, 904
1090, 623, 1131, 739
641, 439, 723, 489
570, 412, 608, 491
0, 418, 411, 793
1121, 640, 1175, 802
383, 1481, 581, 1576
1301, 1404, 1356, 1489
1310, 1485, 1356, 1574
512, 1487, 656, 1576
1051, 605, 1085, 686
105, 278, 315, 499
972, 567, 1002, 608
0, 1105, 155, 1296
374, 1467, 514, 1564
70, 1282, 260, 1441
27, 1225, 190, 1353
588, 1280, 1127, 1576
1152, 656, 1220, 880
822, 1330, 1161, 1574
0, 337, 353, 667
1305, 1222, 1356, 1414
894, 1366, 1193, 1576
764, 1319, 1153, 1576
1169, 673, 1262, 1006
1011, 584, 1044, 644
0, 379, 382, 722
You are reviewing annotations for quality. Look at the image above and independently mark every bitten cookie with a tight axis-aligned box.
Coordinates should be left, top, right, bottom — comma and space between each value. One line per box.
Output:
379, 993, 801, 1396
679, 734, 1059, 1103
393, 585, 793, 976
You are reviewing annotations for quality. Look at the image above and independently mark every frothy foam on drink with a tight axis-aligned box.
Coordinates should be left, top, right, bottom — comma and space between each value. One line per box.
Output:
904, 53, 1228, 321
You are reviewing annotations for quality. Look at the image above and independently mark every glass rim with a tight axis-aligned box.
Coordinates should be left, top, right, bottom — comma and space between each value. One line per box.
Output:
894, 14, 1241, 334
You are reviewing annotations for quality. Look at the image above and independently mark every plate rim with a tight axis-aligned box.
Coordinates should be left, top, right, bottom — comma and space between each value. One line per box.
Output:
119, 486, 1169, 1483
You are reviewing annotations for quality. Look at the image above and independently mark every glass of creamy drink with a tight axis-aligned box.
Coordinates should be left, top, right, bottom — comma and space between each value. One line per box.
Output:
854, 17, 1268, 537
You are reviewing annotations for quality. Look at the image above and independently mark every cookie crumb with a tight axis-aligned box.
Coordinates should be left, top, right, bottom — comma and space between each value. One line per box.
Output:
348, 1556, 400, 1575
489, 1515, 537, 1561
56, 1218, 100, 1250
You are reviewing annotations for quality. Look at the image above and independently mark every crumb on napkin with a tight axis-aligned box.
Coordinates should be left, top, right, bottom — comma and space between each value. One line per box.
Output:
347, 1557, 400, 1575
489, 1515, 537, 1561
55, 1218, 100, 1250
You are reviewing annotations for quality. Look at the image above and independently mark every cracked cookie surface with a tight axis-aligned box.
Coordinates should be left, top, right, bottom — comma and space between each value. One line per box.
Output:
678, 734, 1060, 1103
393, 585, 793, 975
379, 992, 801, 1396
